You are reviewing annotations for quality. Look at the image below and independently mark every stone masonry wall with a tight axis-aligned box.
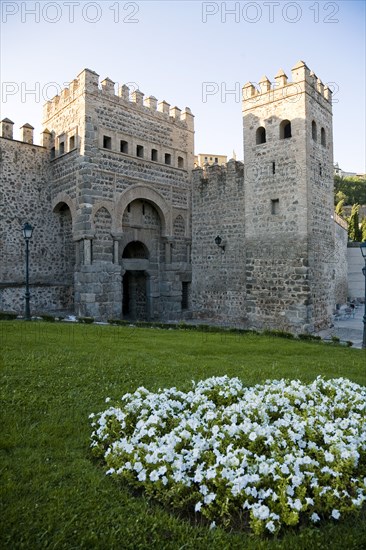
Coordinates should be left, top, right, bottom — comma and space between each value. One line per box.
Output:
191, 160, 247, 323
0, 137, 74, 314
334, 216, 348, 304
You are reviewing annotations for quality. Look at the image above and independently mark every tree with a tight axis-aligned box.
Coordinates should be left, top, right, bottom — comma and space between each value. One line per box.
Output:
361, 217, 366, 242
335, 190, 347, 206
348, 204, 362, 241
335, 199, 345, 217
334, 176, 366, 206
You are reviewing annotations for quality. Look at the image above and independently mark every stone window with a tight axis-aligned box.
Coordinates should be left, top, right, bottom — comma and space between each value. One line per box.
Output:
178, 156, 184, 168
312, 120, 317, 141
280, 120, 292, 139
256, 126, 266, 144
69, 135, 75, 150
51, 147, 55, 159
321, 127, 326, 146
120, 140, 128, 153
272, 161, 275, 175
103, 135, 112, 149
181, 282, 190, 310
136, 144, 144, 157
165, 153, 171, 165
319, 163, 322, 176
59, 141, 65, 155
271, 199, 279, 215
215, 157, 218, 163
151, 149, 158, 161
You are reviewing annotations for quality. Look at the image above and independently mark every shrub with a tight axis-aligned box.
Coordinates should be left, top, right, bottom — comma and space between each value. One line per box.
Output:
78, 316, 94, 324
263, 329, 295, 339
40, 314, 56, 322
298, 334, 322, 342
0, 311, 18, 320
91, 376, 366, 536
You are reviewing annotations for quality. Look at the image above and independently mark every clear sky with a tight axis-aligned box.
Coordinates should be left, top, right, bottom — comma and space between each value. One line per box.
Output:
1, 0, 365, 172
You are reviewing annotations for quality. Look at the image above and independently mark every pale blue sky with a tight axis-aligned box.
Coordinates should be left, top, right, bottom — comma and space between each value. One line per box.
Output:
1, 0, 365, 172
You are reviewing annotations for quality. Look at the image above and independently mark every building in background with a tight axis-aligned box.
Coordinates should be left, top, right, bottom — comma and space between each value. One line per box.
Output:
194, 153, 227, 167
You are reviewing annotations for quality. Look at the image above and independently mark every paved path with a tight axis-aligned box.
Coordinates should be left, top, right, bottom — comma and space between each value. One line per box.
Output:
316, 305, 365, 349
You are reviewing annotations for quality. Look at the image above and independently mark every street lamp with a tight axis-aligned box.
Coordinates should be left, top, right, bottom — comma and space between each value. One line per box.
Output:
22, 223, 33, 320
360, 242, 366, 349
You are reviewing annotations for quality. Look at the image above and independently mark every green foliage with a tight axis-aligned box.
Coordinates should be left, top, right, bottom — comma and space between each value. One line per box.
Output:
262, 329, 295, 339
348, 204, 362, 242
1, 322, 366, 549
40, 314, 56, 322
361, 217, 366, 242
334, 190, 347, 206
298, 333, 322, 342
335, 199, 345, 216
0, 311, 17, 320
78, 316, 95, 324
334, 176, 366, 206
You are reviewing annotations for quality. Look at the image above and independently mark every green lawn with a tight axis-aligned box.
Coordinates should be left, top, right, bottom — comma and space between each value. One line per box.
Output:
1, 321, 365, 549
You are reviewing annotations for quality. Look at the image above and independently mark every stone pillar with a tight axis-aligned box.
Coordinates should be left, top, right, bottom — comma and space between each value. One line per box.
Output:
20, 123, 34, 144
186, 243, 191, 263
113, 240, 119, 264
165, 240, 173, 264
84, 239, 92, 265
1, 118, 14, 139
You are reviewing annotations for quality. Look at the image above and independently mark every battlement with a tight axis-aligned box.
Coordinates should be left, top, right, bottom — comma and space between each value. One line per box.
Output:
193, 159, 244, 187
242, 61, 332, 111
0, 118, 51, 147
43, 68, 194, 130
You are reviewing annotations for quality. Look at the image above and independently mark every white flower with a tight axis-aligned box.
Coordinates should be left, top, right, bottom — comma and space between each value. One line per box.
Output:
204, 492, 216, 505
195, 501, 202, 512
266, 520, 276, 533
252, 504, 270, 520
209, 521, 216, 530
324, 451, 335, 463
137, 469, 146, 482
91, 376, 366, 536
149, 470, 160, 482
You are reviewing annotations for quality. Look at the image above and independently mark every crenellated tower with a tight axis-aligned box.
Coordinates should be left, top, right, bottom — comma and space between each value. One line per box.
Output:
242, 60, 335, 331
42, 68, 194, 321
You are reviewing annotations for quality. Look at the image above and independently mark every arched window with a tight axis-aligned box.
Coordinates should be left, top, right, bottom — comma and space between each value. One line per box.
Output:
321, 127, 326, 146
312, 120, 317, 141
256, 126, 266, 144
280, 120, 292, 139
122, 241, 149, 259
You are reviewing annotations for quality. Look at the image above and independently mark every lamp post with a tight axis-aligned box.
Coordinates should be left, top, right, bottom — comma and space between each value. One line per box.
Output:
360, 242, 366, 349
22, 223, 33, 321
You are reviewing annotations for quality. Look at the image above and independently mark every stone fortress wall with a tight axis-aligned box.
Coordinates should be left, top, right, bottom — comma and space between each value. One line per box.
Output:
0, 120, 74, 313
0, 62, 348, 331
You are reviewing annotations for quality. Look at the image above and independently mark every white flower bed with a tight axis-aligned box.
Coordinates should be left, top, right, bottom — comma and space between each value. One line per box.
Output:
90, 376, 366, 535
